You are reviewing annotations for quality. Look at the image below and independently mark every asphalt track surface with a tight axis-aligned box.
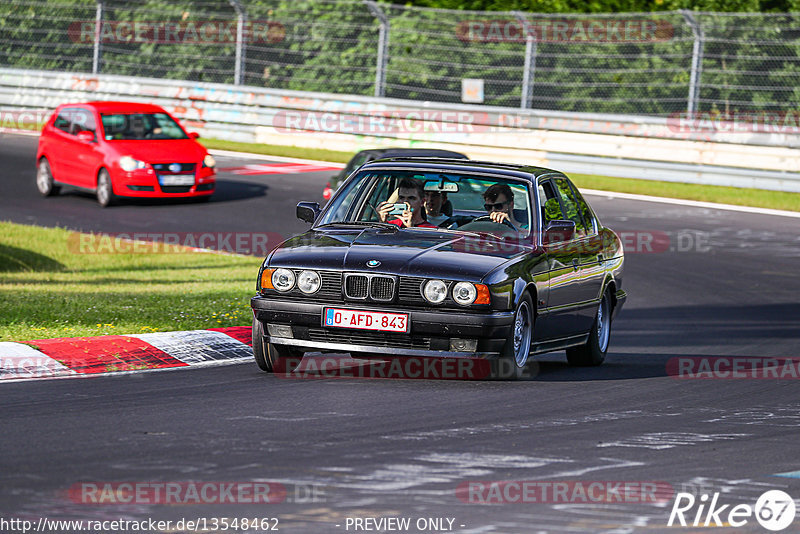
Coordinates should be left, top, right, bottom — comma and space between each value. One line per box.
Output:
2, 132, 800, 533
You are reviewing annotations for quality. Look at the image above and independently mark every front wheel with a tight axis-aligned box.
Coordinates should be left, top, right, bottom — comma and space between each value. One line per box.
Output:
251, 317, 302, 374
566, 290, 612, 366
492, 293, 534, 380
96, 169, 115, 207
36, 158, 60, 197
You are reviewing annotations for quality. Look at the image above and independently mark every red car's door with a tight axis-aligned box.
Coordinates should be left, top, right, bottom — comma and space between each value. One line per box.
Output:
49, 106, 99, 188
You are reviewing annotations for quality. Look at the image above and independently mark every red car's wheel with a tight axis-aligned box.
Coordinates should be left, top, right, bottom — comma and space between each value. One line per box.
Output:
96, 169, 115, 208
36, 158, 60, 197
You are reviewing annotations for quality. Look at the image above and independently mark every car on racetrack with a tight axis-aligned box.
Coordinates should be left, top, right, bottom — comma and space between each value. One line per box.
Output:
252, 158, 626, 379
35, 101, 216, 206
323, 147, 468, 199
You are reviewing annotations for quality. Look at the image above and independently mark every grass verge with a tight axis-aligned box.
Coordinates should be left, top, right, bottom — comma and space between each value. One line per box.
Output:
0, 221, 258, 341
200, 138, 800, 213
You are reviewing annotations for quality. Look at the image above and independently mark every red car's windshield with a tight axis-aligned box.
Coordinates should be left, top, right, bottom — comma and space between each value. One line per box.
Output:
100, 112, 188, 141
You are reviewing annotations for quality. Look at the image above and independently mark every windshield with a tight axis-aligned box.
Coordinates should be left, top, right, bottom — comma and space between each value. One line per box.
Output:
318, 170, 533, 237
100, 113, 189, 141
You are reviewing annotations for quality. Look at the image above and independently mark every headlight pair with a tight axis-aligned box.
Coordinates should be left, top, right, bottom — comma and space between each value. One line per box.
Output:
262, 268, 320, 294
422, 280, 490, 306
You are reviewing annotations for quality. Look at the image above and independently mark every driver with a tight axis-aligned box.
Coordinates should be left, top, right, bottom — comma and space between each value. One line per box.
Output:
378, 177, 437, 228
483, 183, 524, 229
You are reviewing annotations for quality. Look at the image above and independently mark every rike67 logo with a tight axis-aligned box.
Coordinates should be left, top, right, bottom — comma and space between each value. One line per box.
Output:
668, 490, 796, 531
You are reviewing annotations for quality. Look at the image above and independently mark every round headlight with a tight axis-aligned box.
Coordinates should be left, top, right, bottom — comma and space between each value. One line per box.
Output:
452, 282, 477, 305
423, 279, 448, 304
203, 154, 216, 168
297, 270, 321, 294
271, 268, 295, 292
119, 155, 146, 172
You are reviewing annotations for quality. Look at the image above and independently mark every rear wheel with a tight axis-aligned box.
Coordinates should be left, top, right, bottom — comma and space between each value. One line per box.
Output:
96, 169, 115, 207
251, 316, 302, 374
492, 292, 534, 380
36, 158, 60, 196
566, 290, 612, 366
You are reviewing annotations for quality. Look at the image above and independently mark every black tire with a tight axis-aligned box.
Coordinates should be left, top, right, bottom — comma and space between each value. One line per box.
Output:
36, 158, 60, 197
491, 292, 535, 380
96, 169, 115, 207
251, 317, 302, 374
567, 290, 612, 367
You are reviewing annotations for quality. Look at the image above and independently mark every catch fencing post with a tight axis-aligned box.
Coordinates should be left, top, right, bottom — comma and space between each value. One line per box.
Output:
92, 0, 104, 74
365, 0, 389, 98
514, 11, 536, 109
228, 0, 247, 85
681, 10, 704, 115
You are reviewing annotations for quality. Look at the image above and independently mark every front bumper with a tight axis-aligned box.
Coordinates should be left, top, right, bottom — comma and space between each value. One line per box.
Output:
251, 296, 515, 358
112, 167, 215, 198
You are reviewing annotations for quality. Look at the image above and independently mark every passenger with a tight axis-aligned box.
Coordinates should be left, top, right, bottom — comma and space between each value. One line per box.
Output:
423, 190, 451, 227
378, 177, 437, 228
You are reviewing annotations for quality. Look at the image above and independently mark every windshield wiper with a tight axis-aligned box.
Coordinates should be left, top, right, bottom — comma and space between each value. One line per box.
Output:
317, 221, 399, 231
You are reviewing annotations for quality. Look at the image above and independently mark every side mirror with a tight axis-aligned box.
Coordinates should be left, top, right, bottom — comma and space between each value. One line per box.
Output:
543, 220, 576, 244
297, 201, 321, 224
76, 130, 95, 143
188, 132, 200, 139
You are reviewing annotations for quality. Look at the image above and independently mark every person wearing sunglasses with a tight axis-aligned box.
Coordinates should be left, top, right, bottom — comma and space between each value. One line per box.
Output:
482, 183, 523, 230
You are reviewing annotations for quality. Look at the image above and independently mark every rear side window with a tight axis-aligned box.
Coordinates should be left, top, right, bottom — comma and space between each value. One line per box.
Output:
53, 109, 75, 133
568, 181, 596, 234
53, 107, 95, 135
554, 178, 589, 236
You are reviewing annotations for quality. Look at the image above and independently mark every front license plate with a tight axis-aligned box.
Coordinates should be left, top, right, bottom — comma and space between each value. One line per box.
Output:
158, 174, 195, 186
323, 308, 409, 333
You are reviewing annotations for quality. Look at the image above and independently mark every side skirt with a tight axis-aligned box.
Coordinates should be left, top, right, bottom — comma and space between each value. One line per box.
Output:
531, 333, 589, 355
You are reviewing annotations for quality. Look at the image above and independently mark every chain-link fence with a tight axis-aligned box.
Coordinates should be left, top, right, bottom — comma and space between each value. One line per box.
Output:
2, 0, 799, 116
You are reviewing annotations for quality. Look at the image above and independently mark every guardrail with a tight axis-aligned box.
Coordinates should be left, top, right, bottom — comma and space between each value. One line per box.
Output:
2, 68, 799, 192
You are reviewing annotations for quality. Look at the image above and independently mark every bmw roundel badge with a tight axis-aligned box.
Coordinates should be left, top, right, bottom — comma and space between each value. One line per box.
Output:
366, 260, 381, 268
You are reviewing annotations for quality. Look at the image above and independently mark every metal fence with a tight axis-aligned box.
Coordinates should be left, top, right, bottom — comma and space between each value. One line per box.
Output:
1, 0, 799, 116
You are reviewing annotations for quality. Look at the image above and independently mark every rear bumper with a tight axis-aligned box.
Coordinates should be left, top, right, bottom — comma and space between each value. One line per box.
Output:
251, 296, 514, 358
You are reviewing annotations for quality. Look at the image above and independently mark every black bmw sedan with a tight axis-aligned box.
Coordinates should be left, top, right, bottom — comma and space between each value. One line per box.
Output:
251, 158, 626, 379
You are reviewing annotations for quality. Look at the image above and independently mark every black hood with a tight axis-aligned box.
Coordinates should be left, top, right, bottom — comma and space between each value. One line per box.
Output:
268, 226, 532, 281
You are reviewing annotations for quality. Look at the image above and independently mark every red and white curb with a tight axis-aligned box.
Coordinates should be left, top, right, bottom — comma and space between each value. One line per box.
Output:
0, 327, 253, 382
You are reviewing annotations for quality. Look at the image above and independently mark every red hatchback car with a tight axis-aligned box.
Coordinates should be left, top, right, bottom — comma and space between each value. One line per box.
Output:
36, 101, 216, 206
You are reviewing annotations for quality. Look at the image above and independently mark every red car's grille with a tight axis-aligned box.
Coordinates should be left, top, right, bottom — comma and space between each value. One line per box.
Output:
152, 163, 196, 174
